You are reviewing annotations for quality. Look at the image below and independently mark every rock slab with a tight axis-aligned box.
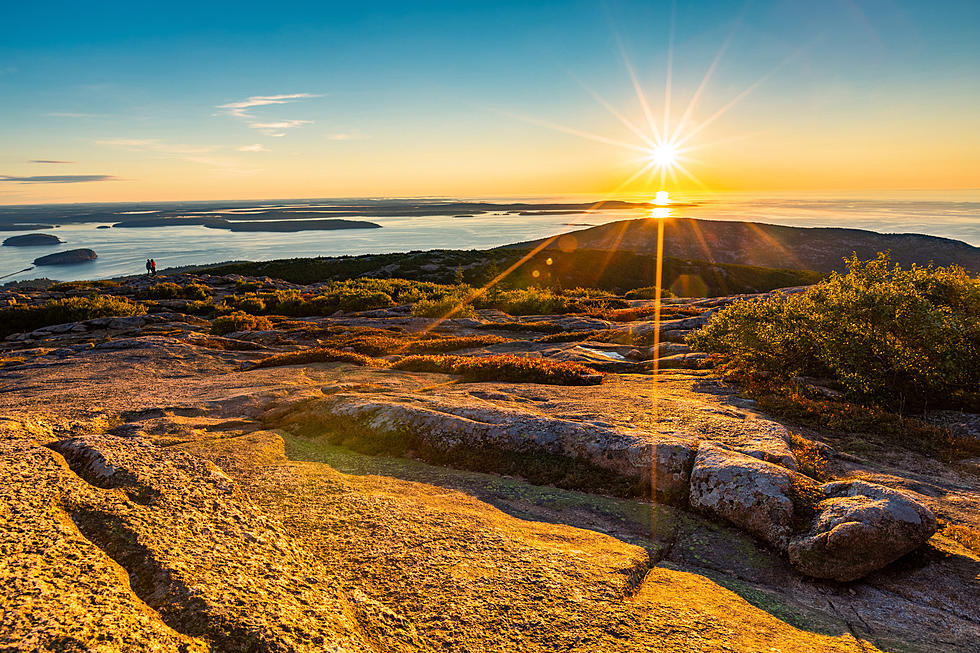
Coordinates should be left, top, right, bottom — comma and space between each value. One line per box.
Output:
788, 480, 938, 582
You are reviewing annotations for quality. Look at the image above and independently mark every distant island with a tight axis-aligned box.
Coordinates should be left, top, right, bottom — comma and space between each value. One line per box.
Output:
0, 198, 663, 230
112, 217, 382, 232
3, 233, 63, 247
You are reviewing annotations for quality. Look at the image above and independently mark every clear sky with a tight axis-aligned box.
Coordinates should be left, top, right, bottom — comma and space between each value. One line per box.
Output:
0, 0, 977, 203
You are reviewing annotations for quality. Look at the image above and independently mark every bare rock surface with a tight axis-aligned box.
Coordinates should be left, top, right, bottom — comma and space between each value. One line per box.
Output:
789, 480, 939, 582
0, 274, 978, 651
689, 443, 798, 549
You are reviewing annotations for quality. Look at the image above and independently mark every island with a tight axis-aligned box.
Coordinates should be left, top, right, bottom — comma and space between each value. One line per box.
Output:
3, 233, 64, 247
33, 248, 98, 266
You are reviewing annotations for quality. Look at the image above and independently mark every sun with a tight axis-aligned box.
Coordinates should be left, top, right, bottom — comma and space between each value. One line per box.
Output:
648, 143, 678, 168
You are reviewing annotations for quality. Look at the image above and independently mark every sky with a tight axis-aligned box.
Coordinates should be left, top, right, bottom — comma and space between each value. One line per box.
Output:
0, 0, 977, 204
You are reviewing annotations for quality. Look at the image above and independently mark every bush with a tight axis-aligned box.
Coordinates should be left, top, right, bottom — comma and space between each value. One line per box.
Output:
140, 282, 183, 299
624, 286, 675, 300
182, 283, 210, 301
475, 321, 563, 334
184, 299, 216, 315
210, 311, 273, 336
689, 254, 980, 410
48, 280, 121, 292
411, 296, 477, 319
404, 335, 508, 353
0, 296, 146, 337
247, 347, 379, 370
140, 281, 211, 301
392, 354, 602, 385
481, 288, 571, 315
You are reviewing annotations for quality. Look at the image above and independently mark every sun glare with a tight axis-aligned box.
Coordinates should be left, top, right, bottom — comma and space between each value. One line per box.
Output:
649, 143, 677, 167
655, 190, 669, 204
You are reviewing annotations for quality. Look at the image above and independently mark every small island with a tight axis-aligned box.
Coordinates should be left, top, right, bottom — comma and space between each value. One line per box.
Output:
2, 233, 64, 247
33, 248, 98, 266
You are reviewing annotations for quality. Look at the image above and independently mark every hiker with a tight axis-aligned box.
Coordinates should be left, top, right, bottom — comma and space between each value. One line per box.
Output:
150, 259, 157, 276
145, 259, 152, 276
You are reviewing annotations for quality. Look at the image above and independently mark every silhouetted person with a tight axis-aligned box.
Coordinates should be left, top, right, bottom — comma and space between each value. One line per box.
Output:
145, 259, 152, 276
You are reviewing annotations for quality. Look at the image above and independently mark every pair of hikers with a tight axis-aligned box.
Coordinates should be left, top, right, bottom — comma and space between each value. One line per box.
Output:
145, 259, 157, 276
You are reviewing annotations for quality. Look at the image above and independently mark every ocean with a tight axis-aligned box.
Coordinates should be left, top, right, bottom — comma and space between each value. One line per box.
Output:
1, 191, 978, 283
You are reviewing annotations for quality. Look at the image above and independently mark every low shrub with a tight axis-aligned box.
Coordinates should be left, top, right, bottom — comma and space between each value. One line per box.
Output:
247, 347, 378, 370
210, 311, 273, 336
939, 522, 980, 554
184, 299, 216, 315
313, 331, 508, 356
140, 281, 211, 301
624, 286, 675, 300
726, 371, 980, 463
411, 296, 477, 319
597, 304, 705, 322
689, 254, 980, 410
392, 354, 602, 385
482, 288, 571, 315
0, 295, 146, 337
476, 321, 563, 333
785, 432, 830, 481
403, 335, 508, 353
48, 280, 121, 292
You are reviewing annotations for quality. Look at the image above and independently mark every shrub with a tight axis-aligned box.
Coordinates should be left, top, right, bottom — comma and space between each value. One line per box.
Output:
475, 321, 563, 333
688, 254, 980, 410
624, 286, 675, 300
140, 282, 183, 299
184, 299, 216, 315
182, 283, 210, 301
140, 282, 211, 301
392, 354, 602, 385
0, 295, 146, 337
411, 296, 477, 319
404, 335, 508, 353
247, 347, 379, 370
210, 311, 273, 336
482, 288, 571, 315
48, 280, 121, 292
939, 522, 980, 554
598, 305, 704, 322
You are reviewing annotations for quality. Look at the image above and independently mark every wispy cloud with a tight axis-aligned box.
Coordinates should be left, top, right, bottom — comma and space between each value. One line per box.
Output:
45, 112, 108, 119
248, 120, 312, 136
97, 138, 218, 155
217, 93, 319, 136
0, 174, 117, 184
30, 159, 76, 164
217, 93, 320, 118
327, 131, 367, 141
237, 144, 268, 152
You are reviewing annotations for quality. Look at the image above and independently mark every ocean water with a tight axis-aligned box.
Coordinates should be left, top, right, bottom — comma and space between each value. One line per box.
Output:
1, 191, 977, 283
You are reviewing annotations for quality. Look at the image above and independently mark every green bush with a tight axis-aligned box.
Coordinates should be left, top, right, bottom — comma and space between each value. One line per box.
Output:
624, 286, 676, 300
0, 296, 146, 337
184, 300, 215, 315
247, 347, 378, 370
182, 283, 210, 301
139, 281, 211, 301
392, 354, 602, 385
48, 280, 121, 292
210, 311, 273, 336
411, 295, 477, 319
689, 254, 980, 409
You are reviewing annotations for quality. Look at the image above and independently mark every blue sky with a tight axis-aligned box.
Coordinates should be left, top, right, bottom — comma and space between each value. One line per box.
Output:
1, 0, 977, 202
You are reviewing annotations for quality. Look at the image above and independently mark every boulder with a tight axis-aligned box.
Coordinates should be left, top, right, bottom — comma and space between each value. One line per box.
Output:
2, 233, 63, 246
688, 443, 796, 549
33, 248, 97, 266
788, 480, 938, 582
